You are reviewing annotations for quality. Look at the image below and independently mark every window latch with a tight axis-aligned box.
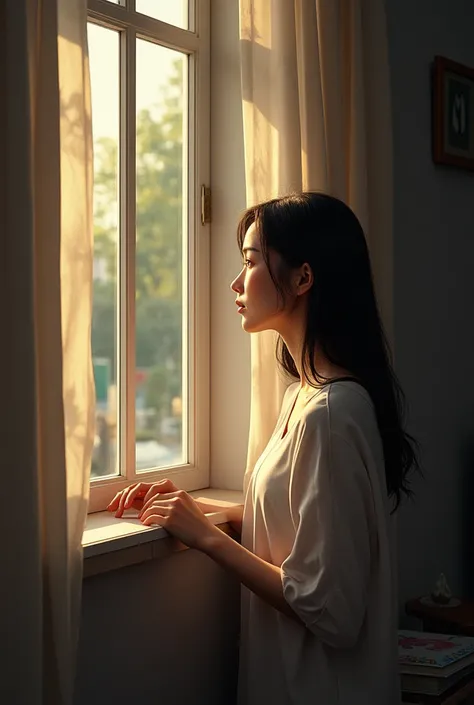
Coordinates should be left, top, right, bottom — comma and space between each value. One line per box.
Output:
201, 185, 211, 225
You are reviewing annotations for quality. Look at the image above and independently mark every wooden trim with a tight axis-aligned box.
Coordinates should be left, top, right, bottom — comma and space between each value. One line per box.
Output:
83, 522, 238, 578
88, 0, 199, 51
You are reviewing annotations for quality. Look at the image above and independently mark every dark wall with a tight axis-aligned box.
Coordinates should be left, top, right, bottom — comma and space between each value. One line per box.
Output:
385, 0, 474, 621
75, 548, 240, 705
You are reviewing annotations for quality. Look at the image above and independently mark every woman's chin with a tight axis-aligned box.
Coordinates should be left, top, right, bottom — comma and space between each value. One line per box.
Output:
241, 316, 255, 332
241, 317, 267, 334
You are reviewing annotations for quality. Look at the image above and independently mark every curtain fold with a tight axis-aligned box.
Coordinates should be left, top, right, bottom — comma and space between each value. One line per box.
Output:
239, 0, 393, 482
1, 1, 94, 703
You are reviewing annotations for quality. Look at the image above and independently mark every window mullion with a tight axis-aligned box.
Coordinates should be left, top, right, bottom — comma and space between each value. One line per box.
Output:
119, 25, 137, 482
184, 52, 192, 467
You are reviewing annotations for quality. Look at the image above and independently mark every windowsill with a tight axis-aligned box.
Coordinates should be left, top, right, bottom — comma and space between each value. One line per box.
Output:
83, 488, 244, 577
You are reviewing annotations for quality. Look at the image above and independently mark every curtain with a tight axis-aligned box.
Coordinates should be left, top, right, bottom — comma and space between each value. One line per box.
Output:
239, 0, 393, 482
1, 1, 94, 703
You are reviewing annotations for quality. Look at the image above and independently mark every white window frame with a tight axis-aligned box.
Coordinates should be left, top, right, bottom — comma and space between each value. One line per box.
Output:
87, 0, 210, 513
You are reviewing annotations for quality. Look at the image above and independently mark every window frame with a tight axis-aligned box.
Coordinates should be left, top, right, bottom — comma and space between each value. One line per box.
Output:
87, 0, 210, 513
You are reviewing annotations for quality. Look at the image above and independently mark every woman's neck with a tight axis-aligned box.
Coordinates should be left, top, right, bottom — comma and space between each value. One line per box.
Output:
279, 330, 352, 391
277, 302, 353, 390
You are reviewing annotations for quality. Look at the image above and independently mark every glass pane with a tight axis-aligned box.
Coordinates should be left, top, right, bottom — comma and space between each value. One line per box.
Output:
135, 39, 187, 472
88, 23, 120, 478
136, 0, 188, 30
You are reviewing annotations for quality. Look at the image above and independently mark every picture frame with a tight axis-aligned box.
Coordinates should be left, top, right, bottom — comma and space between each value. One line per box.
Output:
432, 55, 474, 171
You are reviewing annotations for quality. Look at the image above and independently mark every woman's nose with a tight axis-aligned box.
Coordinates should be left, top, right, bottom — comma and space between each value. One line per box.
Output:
230, 271, 244, 294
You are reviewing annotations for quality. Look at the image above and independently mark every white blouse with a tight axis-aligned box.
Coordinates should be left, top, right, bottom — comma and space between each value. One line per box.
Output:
237, 380, 401, 705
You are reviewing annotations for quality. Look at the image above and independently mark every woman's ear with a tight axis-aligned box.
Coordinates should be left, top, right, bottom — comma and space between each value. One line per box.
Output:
295, 263, 313, 296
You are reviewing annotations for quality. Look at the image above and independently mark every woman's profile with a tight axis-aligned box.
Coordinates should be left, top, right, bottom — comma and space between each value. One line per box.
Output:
109, 192, 420, 705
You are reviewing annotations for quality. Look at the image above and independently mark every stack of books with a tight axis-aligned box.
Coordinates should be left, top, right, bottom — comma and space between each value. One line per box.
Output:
399, 629, 474, 702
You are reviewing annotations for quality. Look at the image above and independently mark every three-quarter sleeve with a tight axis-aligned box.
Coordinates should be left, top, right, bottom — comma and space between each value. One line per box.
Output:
281, 411, 375, 649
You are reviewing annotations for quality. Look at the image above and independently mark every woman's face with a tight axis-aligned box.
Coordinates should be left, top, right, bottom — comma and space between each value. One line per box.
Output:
230, 223, 288, 333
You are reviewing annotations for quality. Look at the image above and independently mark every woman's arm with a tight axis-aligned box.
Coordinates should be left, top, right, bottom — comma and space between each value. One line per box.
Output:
136, 491, 300, 623
200, 526, 305, 626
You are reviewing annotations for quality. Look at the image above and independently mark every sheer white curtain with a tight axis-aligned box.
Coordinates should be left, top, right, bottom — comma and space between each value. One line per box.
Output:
1, 1, 94, 703
239, 0, 393, 481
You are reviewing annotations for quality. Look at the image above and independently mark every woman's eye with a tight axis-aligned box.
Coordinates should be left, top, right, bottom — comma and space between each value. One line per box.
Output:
243, 259, 253, 268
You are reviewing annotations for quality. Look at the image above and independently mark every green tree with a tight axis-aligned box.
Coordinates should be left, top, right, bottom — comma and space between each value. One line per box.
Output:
91, 59, 184, 418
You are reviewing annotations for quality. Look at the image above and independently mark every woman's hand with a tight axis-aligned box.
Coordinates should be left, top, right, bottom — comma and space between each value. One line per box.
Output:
107, 479, 179, 518
138, 489, 219, 551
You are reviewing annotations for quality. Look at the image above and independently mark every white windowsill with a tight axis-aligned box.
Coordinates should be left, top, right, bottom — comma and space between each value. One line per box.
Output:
82, 488, 244, 577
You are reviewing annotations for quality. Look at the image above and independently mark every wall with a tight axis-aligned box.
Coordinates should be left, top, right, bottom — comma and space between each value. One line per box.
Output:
209, 0, 250, 491
75, 548, 240, 705
385, 0, 474, 623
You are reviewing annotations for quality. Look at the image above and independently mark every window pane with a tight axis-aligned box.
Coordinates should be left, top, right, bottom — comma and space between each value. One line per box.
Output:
135, 39, 186, 472
135, 0, 188, 30
88, 23, 120, 478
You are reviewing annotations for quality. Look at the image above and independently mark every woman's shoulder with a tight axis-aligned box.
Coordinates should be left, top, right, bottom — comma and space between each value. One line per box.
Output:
306, 380, 377, 438
326, 379, 373, 412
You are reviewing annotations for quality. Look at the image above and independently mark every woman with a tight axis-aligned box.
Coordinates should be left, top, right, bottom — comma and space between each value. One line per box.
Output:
108, 192, 420, 705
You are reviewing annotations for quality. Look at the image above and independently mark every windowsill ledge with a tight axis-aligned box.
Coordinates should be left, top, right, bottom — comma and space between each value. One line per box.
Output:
83, 488, 244, 578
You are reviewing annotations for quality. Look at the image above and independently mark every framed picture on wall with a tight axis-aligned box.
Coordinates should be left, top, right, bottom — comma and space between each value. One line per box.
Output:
433, 55, 474, 171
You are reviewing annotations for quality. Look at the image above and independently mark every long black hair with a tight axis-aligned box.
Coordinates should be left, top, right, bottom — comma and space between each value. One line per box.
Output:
237, 192, 421, 514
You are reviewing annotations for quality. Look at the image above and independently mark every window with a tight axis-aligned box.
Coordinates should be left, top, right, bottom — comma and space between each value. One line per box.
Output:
87, 0, 210, 512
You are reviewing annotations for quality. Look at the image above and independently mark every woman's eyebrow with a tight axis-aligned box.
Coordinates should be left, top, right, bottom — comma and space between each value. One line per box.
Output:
242, 246, 260, 254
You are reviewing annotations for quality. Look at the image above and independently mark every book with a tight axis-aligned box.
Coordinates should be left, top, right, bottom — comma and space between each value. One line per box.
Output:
399, 630, 474, 696
399, 631, 474, 668
401, 661, 474, 696
401, 666, 474, 703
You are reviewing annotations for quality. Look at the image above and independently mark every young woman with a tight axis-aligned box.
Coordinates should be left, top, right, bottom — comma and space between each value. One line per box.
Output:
108, 192, 419, 705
